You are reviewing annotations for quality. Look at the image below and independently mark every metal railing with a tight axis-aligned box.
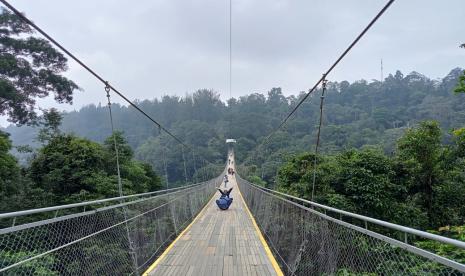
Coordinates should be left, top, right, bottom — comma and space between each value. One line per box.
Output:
0, 182, 205, 222
237, 175, 465, 275
0, 177, 221, 275
256, 183, 465, 251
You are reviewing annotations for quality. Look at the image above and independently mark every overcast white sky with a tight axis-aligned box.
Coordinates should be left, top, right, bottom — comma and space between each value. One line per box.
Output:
1, 0, 464, 127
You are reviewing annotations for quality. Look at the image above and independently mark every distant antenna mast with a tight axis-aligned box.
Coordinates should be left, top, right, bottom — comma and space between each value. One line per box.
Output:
380, 58, 384, 82
229, 0, 232, 99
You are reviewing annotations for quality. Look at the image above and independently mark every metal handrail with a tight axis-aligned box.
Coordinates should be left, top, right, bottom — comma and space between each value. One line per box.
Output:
239, 176, 465, 250
0, 178, 219, 273
0, 180, 216, 220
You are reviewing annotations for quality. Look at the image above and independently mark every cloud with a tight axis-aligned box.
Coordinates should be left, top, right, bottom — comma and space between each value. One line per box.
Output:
0, 0, 463, 127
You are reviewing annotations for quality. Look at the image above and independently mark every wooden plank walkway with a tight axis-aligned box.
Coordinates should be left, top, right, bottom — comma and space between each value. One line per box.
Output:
144, 160, 283, 276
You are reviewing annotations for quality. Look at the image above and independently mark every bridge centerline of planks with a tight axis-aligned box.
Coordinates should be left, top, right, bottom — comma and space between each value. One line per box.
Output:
144, 157, 283, 276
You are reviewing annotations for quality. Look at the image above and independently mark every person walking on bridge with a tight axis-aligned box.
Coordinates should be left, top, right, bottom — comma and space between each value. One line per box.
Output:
223, 174, 229, 187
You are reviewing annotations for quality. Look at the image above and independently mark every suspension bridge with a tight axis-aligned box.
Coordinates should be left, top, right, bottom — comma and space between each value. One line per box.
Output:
1, 151, 465, 275
143, 155, 280, 276
1, 0, 465, 275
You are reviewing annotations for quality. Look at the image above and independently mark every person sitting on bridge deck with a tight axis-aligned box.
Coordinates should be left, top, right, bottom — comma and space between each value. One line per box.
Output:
216, 187, 233, 210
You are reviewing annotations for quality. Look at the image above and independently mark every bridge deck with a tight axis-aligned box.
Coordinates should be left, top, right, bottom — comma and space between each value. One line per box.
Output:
144, 170, 282, 275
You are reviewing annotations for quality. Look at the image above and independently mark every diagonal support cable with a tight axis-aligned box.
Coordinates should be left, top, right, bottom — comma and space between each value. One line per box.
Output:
0, 0, 216, 168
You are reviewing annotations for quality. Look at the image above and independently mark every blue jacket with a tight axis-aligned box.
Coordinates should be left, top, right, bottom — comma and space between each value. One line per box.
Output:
216, 188, 233, 210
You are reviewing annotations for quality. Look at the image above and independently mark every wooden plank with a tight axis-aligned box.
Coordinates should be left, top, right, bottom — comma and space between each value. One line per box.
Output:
147, 166, 280, 276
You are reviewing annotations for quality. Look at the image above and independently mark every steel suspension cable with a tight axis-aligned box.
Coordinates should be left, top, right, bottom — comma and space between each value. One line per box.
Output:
203, 159, 208, 182
105, 85, 123, 197
0, 0, 215, 167
157, 126, 170, 190
275, 0, 395, 133
192, 149, 197, 182
311, 77, 327, 201
162, 146, 169, 189
181, 145, 188, 185
200, 160, 205, 182
229, 0, 232, 99
104, 85, 138, 273
241, 0, 395, 165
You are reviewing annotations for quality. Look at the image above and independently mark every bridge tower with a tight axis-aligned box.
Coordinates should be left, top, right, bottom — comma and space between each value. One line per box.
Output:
226, 138, 236, 154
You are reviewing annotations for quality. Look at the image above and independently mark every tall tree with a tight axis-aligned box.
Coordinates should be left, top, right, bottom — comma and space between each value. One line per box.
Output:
37, 108, 63, 143
0, 8, 79, 125
28, 134, 107, 200
455, 43, 465, 94
397, 121, 442, 225
0, 130, 20, 196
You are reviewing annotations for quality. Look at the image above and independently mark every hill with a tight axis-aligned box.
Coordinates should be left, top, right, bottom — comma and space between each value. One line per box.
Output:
5, 68, 465, 184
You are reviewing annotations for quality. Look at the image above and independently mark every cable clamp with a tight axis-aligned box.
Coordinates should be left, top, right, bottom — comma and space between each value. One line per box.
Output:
104, 81, 112, 106
104, 81, 111, 93
322, 74, 328, 89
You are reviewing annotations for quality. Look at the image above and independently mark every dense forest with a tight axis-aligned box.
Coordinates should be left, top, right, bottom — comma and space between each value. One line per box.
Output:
2, 69, 465, 235
1, 6, 464, 274
0, 111, 163, 214
4, 67, 465, 183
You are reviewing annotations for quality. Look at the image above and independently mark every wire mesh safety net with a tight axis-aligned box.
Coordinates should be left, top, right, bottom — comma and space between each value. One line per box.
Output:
0, 177, 220, 275
237, 175, 465, 276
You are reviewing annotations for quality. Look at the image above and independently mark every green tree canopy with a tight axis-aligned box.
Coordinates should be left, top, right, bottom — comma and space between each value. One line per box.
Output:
397, 121, 442, 225
29, 134, 107, 198
28, 131, 161, 204
455, 43, 465, 94
37, 108, 63, 143
0, 130, 20, 196
0, 8, 79, 124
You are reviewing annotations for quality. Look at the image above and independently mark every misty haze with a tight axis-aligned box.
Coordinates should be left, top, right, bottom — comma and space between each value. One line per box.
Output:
0, 1, 464, 275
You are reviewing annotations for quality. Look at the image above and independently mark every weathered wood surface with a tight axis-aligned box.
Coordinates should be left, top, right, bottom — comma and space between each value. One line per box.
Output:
147, 170, 279, 275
